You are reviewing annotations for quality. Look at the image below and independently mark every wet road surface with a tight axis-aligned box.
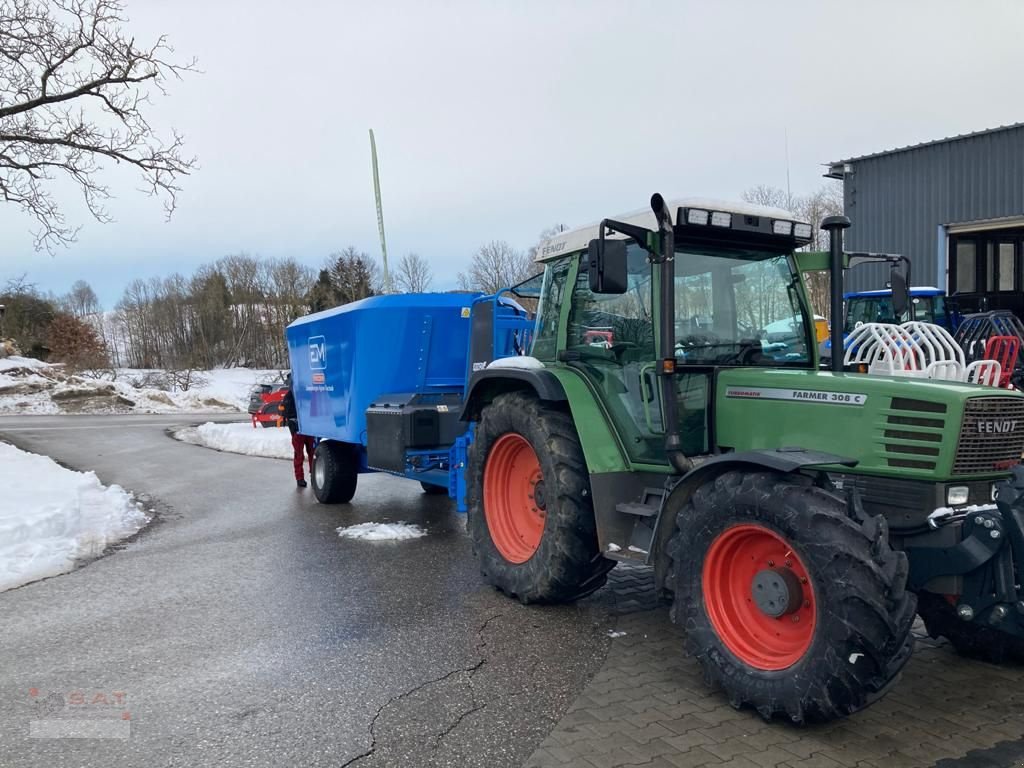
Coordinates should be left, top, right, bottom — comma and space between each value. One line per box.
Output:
0, 414, 610, 767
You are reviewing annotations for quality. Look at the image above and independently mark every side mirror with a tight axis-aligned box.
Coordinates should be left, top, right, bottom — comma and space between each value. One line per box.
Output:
890, 261, 910, 319
587, 238, 628, 294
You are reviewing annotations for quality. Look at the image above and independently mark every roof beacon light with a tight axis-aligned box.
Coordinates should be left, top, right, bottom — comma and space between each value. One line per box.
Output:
710, 211, 732, 228
772, 220, 794, 236
794, 223, 812, 239
687, 209, 710, 226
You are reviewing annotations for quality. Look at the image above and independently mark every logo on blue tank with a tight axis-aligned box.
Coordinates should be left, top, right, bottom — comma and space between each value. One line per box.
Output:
309, 335, 327, 370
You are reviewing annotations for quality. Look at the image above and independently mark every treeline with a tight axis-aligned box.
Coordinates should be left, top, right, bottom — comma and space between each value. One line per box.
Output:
2, 232, 553, 370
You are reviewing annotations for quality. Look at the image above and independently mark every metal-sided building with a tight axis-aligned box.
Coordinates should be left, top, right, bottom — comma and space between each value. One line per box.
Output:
826, 122, 1024, 316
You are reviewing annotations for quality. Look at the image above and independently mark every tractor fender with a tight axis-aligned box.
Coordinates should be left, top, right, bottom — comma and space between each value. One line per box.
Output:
459, 368, 567, 422
650, 449, 857, 591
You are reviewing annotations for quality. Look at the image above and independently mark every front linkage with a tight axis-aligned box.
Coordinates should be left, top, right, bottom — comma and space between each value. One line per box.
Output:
914, 466, 1024, 657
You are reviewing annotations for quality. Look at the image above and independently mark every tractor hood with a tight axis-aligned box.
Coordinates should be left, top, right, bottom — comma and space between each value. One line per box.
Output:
714, 368, 1024, 481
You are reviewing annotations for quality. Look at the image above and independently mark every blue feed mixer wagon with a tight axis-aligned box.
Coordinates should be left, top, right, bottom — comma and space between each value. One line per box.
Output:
286, 290, 534, 506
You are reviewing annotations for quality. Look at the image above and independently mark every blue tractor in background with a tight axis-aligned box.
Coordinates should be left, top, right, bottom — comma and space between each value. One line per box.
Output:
843, 286, 958, 332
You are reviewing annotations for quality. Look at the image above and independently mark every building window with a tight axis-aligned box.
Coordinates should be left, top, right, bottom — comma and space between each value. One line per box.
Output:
999, 243, 1015, 291
956, 241, 976, 293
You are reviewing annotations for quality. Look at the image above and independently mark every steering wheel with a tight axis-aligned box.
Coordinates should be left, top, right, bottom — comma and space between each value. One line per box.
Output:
608, 341, 638, 362
677, 332, 720, 348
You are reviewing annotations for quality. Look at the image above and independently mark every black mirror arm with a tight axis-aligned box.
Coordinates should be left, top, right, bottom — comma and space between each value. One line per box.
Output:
600, 218, 656, 258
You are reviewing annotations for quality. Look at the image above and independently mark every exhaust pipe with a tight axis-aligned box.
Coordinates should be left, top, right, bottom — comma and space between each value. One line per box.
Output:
822, 215, 851, 373
651, 193, 692, 473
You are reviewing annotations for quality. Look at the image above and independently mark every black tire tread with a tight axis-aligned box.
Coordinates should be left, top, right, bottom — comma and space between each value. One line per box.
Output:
467, 391, 613, 604
313, 441, 358, 504
666, 470, 916, 723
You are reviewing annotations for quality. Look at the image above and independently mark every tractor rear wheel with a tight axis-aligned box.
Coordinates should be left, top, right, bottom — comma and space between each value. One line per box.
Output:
917, 591, 1024, 663
312, 441, 358, 504
467, 392, 613, 604
667, 470, 916, 723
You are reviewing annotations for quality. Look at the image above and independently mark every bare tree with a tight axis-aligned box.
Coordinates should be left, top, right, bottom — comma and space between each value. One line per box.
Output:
793, 182, 843, 319
792, 182, 843, 252
394, 252, 432, 293
61, 279, 99, 318
741, 184, 792, 210
0, 0, 198, 251
457, 240, 537, 294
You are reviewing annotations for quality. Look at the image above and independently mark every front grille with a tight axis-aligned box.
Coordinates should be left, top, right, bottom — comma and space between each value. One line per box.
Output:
953, 396, 1024, 474
883, 398, 948, 471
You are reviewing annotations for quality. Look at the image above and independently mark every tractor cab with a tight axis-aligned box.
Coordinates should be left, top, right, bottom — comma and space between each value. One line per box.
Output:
534, 196, 818, 465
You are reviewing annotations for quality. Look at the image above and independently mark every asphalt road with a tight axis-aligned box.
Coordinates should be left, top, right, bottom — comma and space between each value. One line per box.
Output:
0, 414, 610, 768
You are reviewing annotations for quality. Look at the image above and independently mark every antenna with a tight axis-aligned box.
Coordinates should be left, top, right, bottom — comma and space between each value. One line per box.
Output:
369, 129, 392, 293
784, 127, 792, 209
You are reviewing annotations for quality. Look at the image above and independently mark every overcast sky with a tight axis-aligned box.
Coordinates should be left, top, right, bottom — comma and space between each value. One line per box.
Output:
3, 0, 1024, 306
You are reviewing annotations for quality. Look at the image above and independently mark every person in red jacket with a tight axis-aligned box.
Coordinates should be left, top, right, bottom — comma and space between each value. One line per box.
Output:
280, 378, 314, 488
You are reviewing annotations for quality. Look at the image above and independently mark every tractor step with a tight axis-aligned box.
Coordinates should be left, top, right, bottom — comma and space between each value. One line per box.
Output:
615, 487, 666, 518
604, 488, 668, 564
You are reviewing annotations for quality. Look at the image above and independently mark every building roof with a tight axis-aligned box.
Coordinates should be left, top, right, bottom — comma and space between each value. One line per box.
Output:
535, 197, 801, 262
826, 121, 1024, 173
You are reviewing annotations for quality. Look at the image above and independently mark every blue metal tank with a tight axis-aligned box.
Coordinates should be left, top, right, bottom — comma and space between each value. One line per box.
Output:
286, 292, 480, 446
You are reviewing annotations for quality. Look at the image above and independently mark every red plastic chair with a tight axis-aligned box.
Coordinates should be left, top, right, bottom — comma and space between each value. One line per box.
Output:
983, 335, 1020, 388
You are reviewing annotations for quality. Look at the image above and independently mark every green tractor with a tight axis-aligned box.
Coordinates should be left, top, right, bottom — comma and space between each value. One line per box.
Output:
460, 194, 1024, 723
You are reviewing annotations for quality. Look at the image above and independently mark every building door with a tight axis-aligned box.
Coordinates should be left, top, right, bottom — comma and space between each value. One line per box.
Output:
949, 232, 1024, 317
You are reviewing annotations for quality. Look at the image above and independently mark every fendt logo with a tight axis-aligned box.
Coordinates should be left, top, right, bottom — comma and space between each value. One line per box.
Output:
309, 335, 327, 370
976, 419, 1018, 434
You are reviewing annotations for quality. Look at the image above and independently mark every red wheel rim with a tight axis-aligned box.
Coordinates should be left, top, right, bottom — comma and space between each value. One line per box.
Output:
483, 433, 545, 563
702, 524, 816, 671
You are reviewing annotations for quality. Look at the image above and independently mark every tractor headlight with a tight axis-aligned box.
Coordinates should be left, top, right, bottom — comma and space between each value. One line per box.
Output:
947, 486, 970, 506
772, 220, 793, 236
687, 209, 709, 226
794, 223, 812, 239
710, 211, 732, 228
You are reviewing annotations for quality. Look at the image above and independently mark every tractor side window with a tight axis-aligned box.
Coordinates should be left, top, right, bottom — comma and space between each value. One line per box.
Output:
567, 244, 655, 355
531, 261, 570, 361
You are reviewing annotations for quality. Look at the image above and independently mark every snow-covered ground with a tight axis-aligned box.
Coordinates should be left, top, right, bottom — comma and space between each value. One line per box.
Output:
0, 442, 149, 592
174, 421, 292, 459
336, 522, 426, 541
0, 356, 281, 415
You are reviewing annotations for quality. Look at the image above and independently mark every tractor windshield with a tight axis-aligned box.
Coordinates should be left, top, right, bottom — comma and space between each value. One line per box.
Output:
674, 248, 813, 367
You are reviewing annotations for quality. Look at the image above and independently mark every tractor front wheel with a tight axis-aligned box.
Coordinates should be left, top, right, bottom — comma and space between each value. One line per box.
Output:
667, 470, 916, 723
467, 392, 613, 604
312, 441, 358, 504
917, 590, 1024, 663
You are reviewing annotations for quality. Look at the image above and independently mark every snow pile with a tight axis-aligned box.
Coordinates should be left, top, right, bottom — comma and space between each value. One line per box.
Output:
175, 421, 292, 459
336, 522, 426, 541
0, 356, 280, 415
0, 442, 149, 592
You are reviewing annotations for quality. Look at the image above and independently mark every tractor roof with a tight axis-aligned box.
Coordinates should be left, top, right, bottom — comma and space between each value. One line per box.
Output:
535, 197, 803, 262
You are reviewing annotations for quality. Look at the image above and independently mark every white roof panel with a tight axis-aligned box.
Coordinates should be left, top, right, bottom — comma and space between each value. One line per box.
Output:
535, 197, 803, 262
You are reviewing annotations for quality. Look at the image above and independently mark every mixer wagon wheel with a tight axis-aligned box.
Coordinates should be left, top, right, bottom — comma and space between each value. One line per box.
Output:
666, 470, 917, 723
918, 590, 1024, 663
467, 391, 614, 604
312, 441, 358, 504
